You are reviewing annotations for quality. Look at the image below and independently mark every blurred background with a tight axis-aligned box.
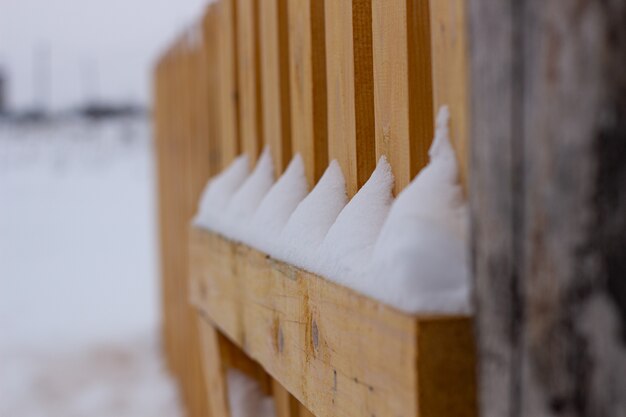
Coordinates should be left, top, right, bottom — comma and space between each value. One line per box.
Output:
0, 1, 208, 415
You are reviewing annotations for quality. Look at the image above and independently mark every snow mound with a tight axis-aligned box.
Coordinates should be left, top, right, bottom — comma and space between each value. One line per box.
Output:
194, 154, 249, 231
193, 106, 470, 314
218, 147, 275, 241
367, 106, 470, 313
248, 155, 309, 254
275, 160, 347, 272
316, 156, 394, 282
227, 370, 276, 417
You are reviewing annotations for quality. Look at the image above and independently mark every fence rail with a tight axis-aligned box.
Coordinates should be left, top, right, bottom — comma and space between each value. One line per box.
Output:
153, 1, 472, 416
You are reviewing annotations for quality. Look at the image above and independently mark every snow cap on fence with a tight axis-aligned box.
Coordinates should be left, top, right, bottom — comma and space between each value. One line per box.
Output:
248, 154, 309, 254
367, 106, 471, 313
220, 146, 275, 241
316, 156, 395, 282
194, 106, 470, 314
194, 154, 249, 231
277, 160, 348, 272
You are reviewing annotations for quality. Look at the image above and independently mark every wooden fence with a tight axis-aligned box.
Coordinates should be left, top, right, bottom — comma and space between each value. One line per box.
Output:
153, 1, 473, 416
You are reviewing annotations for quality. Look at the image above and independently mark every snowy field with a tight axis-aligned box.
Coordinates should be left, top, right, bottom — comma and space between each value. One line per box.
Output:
0, 118, 183, 417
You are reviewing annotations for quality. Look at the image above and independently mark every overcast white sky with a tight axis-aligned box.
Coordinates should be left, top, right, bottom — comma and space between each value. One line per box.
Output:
0, 0, 208, 111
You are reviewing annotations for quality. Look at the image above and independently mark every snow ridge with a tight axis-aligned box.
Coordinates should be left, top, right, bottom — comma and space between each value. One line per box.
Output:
276, 160, 347, 272
248, 154, 309, 255
194, 154, 249, 232
193, 106, 470, 314
316, 156, 394, 283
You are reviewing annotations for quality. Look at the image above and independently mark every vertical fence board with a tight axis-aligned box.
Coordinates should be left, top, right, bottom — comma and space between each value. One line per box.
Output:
325, 0, 375, 197
217, 0, 241, 167
183, 37, 212, 417
430, 0, 469, 189
372, 0, 433, 195
203, 4, 223, 175
260, 0, 292, 175
273, 380, 300, 417
237, 0, 263, 164
287, 0, 328, 185
199, 318, 232, 417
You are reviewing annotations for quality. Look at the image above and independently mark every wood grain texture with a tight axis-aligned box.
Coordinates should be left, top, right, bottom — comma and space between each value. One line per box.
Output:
287, 0, 328, 186
430, 0, 469, 190
372, 0, 433, 195
153, 39, 211, 417
325, 0, 375, 197
190, 228, 477, 417
203, 4, 223, 174
237, 0, 264, 164
199, 318, 232, 417
217, 0, 241, 167
273, 380, 301, 417
469, 1, 626, 416
259, 0, 292, 175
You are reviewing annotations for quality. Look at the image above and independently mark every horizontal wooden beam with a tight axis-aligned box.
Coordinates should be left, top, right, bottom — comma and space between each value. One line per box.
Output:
189, 228, 477, 417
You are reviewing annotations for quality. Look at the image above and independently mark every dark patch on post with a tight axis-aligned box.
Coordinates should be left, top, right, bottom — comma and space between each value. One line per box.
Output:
311, 319, 319, 351
594, 105, 626, 343
333, 369, 337, 392
272, 317, 284, 354
278, 326, 284, 353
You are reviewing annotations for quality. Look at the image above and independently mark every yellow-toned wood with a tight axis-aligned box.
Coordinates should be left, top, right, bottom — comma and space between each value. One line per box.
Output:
272, 379, 301, 417
297, 403, 315, 417
181, 37, 213, 417
372, 0, 434, 195
217, 0, 241, 167
325, 0, 375, 197
430, 0, 469, 189
203, 4, 223, 174
287, 0, 328, 185
190, 228, 477, 417
259, 0, 292, 175
199, 318, 232, 417
237, 0, 263, 163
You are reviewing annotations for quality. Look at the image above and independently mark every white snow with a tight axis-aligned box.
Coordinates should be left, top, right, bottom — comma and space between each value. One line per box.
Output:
316, 156, 394, 282
367, 106, 470, 313
247, 154, 309, 254
195, 154, 250, 231
218, 147, 275, 242
193, 106, 470, 315
0, 117, 183, 416
227, 370, 276, 417
275, 160, 348, 271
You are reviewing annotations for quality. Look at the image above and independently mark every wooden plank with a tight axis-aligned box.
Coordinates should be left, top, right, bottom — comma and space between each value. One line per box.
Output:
430, 0, 469, 189
203, 4, 223, 175
287, 0, 328, 185
217, 0, 241, 167
259, 0, 292, 175
190, 228, 476, 417
372, 0, 433, 195
199, 318, 232, 417
236, 0, 263, 163
297, 404, 315, 417
325, 0, 376, 197
272, 379, 301, 417
181, 36, 213, 417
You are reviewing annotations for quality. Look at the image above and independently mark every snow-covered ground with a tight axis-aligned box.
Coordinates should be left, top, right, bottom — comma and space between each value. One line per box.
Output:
0, 118, 184, 417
